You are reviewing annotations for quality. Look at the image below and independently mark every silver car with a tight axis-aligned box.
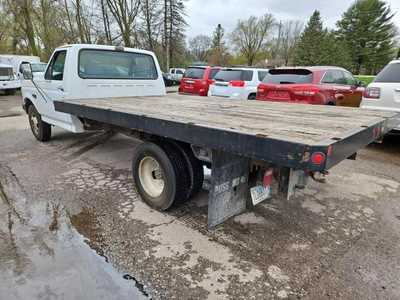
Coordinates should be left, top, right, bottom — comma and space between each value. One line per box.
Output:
361, 59, 400, 131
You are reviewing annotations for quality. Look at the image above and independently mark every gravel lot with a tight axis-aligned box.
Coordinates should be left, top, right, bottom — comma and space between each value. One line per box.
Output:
1, 93, 400, 299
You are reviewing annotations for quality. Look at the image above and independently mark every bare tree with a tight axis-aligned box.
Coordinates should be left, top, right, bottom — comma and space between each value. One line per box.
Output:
280, 20, 303, 65
140, 0, 161, 50
231, 14, 275, 66
106, 0, 141, 47
189, 34, 211, 61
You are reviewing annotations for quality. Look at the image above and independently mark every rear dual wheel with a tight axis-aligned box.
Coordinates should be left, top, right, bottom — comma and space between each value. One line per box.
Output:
132, 141, 203, 211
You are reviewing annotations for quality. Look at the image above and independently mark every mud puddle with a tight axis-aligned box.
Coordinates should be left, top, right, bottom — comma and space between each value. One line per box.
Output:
0, 165, 148, 300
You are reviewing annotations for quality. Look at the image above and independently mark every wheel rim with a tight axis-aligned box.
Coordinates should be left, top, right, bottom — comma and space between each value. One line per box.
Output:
29, 109, 40, 136
138, 156, 165, 198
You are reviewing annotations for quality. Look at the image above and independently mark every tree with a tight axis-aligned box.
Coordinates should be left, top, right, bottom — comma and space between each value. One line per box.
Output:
336, 0, 396, 74
208, 24, 230, 65
106, 0, 141, 47
293, 10, 325, 66
161, 0, 187, 70
270, 20, 303, 66
188, 35, 211, 62
231, 14, 275, 66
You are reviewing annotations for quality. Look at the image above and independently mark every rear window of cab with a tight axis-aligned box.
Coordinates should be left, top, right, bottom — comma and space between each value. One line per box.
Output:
263, 69, 313, 84
78, 49, 158, 80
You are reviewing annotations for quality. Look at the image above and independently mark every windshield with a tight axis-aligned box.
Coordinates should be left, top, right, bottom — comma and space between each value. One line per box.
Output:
0, 67, 13, 80
263, 69, 313, 84
31, 63, 47, 73
184, 67, 205, 79
214, 69, 252, 82
79, 49, 158, 80
374, 63, 400, 83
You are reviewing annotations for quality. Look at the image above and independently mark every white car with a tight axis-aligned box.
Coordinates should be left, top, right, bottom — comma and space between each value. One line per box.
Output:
361, 59, 400, 131
0, 63, 20, 94
169, 68, 185, 83
208, 67, 268, 100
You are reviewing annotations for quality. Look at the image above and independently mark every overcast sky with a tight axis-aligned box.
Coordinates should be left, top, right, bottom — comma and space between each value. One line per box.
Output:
185, 0, 400, 38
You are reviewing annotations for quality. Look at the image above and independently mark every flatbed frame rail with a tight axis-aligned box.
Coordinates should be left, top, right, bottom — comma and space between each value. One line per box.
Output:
54, 94, 398, 172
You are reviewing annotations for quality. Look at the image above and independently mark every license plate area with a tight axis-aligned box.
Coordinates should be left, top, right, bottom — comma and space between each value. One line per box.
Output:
250, 185, 271, 205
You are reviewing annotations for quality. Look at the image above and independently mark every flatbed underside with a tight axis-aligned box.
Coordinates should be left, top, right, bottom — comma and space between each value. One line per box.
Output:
54, 94, 398, 171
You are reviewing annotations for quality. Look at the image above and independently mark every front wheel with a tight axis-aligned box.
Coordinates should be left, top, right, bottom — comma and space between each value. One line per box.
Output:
28, 105, 51, 142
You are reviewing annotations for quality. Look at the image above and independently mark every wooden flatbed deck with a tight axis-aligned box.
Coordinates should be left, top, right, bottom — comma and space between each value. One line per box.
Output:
54, 94, 399, 171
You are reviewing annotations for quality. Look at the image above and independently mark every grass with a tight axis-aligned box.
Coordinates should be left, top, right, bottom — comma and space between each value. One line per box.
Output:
355, 75, 375, 86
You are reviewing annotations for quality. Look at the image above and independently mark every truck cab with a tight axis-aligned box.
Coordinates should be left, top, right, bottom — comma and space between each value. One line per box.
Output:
22, 44, 166, 134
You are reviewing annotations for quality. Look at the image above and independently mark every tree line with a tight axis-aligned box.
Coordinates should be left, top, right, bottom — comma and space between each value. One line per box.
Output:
0, 0, 398, 74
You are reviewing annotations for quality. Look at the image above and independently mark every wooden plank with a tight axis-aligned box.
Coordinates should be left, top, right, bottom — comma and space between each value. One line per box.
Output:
59, 94, 396, 145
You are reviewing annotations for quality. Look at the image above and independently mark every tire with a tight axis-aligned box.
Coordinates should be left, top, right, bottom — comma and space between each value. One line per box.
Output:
28, 104, 51, 142
132, 142, 190, 211
169, 141, 204, 199
248, 93, 256, 100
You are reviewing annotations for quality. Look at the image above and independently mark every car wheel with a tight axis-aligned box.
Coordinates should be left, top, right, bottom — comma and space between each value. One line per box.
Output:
132, 142, 190, 211
248, 93, 257, 100
28, 104, 52, 142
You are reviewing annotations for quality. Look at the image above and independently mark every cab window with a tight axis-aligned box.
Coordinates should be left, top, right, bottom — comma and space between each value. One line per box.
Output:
79, 49, 158, 80
45, 51, 66, 81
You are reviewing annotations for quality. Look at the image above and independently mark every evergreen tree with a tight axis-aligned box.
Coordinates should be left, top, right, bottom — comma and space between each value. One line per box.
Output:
208, 24, 230, 65
336, 0, 396, 74
293, 10, 325, 65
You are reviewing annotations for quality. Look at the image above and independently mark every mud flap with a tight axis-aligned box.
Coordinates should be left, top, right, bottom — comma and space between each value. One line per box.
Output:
208, 150, 249, 229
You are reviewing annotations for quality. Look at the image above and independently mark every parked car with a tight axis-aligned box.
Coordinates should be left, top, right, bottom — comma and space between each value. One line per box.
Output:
256, 66, 364, 107
208, 67, 268, 100
361, 59, 400, 132
169, 68, 185, 84
179, 66, 221, 96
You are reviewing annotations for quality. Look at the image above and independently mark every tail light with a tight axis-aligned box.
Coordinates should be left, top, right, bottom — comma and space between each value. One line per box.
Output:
257, 85, 266, 94
311, 152, 326, 165
293, 87, 319, 96
363, 87, 381, 99
229, 80, 245, 87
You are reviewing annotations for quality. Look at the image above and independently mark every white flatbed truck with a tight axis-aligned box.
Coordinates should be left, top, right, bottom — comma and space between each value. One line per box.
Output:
21, 44, 400, 228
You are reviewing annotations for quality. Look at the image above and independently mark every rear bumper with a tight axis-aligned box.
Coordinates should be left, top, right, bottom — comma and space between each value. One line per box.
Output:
0, 80, 20, 90
360, 103, 400, 131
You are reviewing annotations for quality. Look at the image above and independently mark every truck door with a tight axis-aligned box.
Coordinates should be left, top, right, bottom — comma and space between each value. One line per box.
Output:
35, 50, 74, 128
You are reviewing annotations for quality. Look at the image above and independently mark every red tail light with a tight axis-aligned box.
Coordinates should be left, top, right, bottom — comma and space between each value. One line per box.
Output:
363, 87, 381, 99
311, 152, 326, 165
207, 79, 215, 85
229, 80, 245, 87
257, 85, 266, 94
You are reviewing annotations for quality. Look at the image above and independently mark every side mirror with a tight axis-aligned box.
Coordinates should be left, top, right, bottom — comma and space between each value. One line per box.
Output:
355, 79, 366, 87
21, 63, 33, 80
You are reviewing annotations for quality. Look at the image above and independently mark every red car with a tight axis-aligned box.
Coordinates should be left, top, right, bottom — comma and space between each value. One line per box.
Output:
256, 67, 364, 107
179, 66, 221, 96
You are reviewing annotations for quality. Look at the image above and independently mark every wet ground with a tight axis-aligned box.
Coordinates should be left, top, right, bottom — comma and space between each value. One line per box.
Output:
1, 94, 400, 299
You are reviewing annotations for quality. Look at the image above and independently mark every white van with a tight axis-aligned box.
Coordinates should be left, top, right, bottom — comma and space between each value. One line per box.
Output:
0, 63, 20, 94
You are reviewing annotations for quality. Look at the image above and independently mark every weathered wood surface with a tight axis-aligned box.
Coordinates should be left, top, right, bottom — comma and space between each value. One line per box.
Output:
58, 93, 397, 145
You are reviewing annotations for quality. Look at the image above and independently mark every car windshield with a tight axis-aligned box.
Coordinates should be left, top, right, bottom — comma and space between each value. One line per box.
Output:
0, 67, 13, 78
214, 69, 252, 82
263, 69, 313, 84
79, 49, 158, 80
184, 67, 205, 79
374, 63, 400, 83
31, 63, 47, 73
